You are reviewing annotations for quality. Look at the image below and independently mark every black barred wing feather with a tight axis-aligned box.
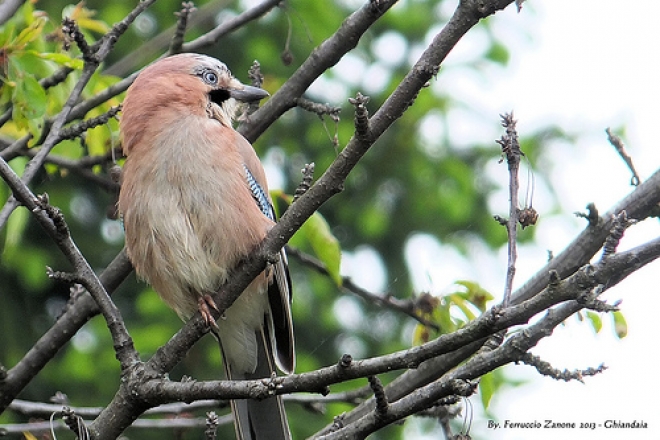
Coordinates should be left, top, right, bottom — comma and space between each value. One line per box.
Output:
243, 164, 295, 374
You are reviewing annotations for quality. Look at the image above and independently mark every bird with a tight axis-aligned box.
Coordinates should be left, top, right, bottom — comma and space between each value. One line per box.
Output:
118, 53, 294, 440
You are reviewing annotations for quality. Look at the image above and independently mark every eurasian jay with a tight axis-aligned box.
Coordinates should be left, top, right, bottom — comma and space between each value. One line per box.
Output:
118, 53, 294, 440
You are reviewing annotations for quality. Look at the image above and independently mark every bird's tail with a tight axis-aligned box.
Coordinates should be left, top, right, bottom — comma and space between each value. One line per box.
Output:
223, 328, 291, 440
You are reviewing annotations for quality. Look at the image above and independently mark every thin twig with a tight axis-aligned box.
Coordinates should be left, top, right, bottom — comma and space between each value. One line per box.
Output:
60, 106, 122, 140
286, 246, 441, 331
606, 127, 641, 186
496, 112, 523, 307
103, 0, 229, 76
520, 354, 607, 383
62, 18, 94, 61
181, 0, 281, 51
292, 163, 315, 202
348, 92, 371, 142
169, 2, 196, 54
205, 411, 218, 440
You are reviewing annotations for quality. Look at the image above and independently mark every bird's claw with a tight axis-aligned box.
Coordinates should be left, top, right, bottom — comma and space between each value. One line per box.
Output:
198, 294, 219, 328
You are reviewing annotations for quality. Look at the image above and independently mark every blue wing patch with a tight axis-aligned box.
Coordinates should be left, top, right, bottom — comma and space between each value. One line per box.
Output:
244, 164, 275, 221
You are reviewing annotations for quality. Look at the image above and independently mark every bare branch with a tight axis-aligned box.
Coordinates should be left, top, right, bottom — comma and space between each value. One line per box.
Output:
116, 234, 660, 413
63, 407, 91, 439
239, 0, 399, 143
292, 163, 315, 202
295, 97, 342, 121
315, 224, 660, 434
60, 106, 122, 140
169, 2, 196, 54
0, 0, 24, 25
349, 92, 371, 142
0, 415, 232, 436
574, 202, 600, 226
205, 411, 219, 440
601, 210, 634, 259
496, 112, 524, 307
606, 127, 640, 186
182, 0, 281, 53
62, 18, 94, 61
368, 375, 389, 419
520, 353, 607, 383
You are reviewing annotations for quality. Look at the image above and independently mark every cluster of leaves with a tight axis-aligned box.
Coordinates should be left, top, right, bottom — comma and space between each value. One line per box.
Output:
0, 3, 112, 139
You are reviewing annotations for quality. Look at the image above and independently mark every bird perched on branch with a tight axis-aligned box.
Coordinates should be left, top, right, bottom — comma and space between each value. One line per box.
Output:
118, 53, 294, 440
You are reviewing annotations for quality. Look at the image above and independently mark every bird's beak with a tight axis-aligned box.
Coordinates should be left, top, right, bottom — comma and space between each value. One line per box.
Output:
228, 85, 270, 103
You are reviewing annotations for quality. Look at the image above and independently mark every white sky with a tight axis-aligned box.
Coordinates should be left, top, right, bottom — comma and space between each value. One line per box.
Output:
432, 2, 660, 439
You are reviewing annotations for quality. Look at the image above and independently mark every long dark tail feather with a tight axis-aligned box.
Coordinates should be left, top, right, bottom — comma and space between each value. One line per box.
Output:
268, 248, 295, 374
222, 328, 291, 440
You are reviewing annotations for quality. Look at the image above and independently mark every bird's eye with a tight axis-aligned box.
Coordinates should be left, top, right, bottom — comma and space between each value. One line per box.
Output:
203, 70, 218, 85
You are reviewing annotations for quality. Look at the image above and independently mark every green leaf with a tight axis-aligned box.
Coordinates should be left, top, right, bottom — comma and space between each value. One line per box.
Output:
412, 322, 431, 346
29, 51, 84, 69
298, 211, 342, 286
13, 70, 47, 116
585, 311, 602, 333
479, 371, 496, 409
454, 280, 494, 311
485, 41, 510, 66
448, 294, 477, 321
8, 52, 48, 139
0, 21, 16, 48
12, 73, 47, 136
13, 16, 47, 49
612, 311, 627, 339
433, 302, 455, 334
2, 156, 28, 255
272, 190, 342, 285
3, 206, 28, 258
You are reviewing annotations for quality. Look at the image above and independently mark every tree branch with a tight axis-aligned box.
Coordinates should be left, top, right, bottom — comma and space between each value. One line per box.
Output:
497, 112, 523, 306
606, 127, 640, 186
104, 231, 658, 421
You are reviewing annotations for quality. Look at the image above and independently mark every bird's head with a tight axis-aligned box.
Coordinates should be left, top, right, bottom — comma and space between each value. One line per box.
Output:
121, 53, 269, 153
188, 54, 269, 125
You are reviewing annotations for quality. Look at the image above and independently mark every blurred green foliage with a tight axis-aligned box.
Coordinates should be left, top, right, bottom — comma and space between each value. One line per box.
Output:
0, 1, 573, 439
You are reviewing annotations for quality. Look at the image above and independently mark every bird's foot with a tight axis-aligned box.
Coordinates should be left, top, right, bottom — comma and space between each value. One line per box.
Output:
198, 294, 220, 328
